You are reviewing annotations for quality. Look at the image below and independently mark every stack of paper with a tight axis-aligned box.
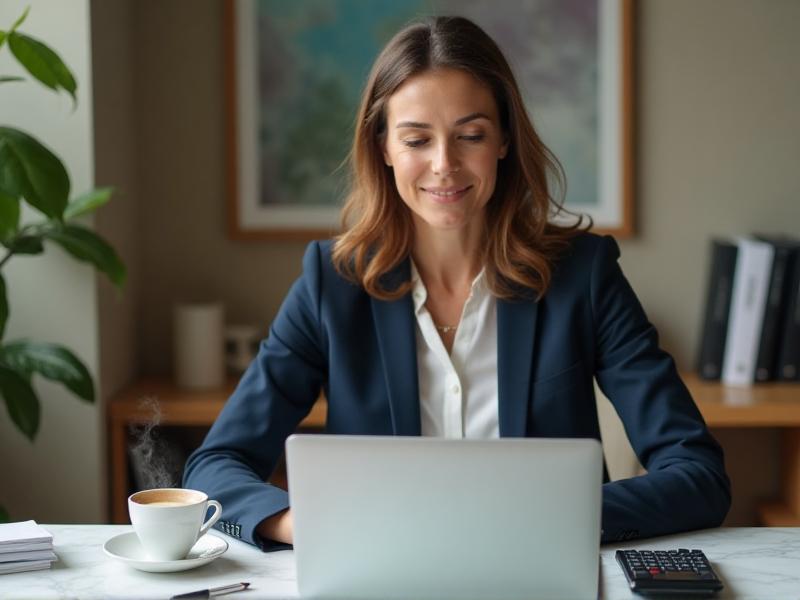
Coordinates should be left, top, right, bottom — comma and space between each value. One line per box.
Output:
0, 520, 57, 575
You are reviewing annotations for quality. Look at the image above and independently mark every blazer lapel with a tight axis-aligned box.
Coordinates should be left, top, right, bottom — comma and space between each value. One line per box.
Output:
497, 297, 539, 437
371, 260, 421, 436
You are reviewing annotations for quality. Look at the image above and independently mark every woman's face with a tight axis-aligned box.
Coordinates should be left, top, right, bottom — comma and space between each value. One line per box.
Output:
382, 68, 508, 233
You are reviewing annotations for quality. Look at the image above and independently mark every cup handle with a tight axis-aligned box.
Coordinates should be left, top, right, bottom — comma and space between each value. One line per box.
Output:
199, 500, 222, 537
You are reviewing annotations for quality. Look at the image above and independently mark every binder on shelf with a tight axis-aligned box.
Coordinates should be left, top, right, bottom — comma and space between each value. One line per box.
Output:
777, 247, 800, 381
721, 238, 774, 386
754, 236, 799, 381
696, 239, 738, 380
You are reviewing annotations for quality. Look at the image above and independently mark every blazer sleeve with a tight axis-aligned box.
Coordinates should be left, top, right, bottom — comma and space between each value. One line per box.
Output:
591, 236, 731, 543
183, 241, 327, 551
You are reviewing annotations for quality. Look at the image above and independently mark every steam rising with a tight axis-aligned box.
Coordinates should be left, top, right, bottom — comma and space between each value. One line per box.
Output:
128, 396, 184, 490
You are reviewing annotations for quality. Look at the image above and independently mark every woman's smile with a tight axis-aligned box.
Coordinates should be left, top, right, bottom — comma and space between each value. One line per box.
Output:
422, 185, 473, 203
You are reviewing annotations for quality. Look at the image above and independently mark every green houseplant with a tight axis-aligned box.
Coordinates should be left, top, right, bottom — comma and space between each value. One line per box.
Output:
0, 8, 126, 521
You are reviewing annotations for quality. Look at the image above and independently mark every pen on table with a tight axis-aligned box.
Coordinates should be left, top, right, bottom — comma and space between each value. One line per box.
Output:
170, 582, 250, 600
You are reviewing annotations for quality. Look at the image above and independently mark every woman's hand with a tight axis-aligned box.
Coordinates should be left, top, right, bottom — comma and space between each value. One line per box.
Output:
257, 508, 294, 544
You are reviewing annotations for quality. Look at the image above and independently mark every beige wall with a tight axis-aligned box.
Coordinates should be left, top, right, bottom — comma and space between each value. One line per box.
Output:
129, 0, 800, 376
132, 0, 307, 375
621, 0, 800, 369
625, 1, 799, 524
92, 0, 141, 405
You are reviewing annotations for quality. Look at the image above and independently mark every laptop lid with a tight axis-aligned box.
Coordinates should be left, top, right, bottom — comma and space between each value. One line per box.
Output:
286, 435, 602, 600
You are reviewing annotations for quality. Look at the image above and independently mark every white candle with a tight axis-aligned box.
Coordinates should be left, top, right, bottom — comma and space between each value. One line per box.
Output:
173, 302, 225, 390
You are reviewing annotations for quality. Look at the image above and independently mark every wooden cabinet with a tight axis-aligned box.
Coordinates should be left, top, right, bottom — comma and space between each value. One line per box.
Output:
107, 374, 799, 525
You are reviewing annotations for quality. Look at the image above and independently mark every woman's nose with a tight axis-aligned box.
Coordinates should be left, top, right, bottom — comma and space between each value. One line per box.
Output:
431, 141, 460, 175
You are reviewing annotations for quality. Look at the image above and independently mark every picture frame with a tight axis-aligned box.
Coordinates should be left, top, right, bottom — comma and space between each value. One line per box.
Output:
224, 0, 634, 240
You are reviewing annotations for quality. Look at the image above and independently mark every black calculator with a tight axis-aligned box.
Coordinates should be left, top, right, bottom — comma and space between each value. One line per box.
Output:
615, 548, 723, 596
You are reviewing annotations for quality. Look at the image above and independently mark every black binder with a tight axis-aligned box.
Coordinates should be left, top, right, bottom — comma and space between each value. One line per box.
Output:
754, 237, 799, 381
696, 240, 738, 380
777, 247, 800, 381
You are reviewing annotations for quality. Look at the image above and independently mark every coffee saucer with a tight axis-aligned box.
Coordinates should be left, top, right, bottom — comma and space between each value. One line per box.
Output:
103, 532, 228, 573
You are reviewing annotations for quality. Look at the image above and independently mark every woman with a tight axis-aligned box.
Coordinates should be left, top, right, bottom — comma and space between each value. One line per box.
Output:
184, 16, 730, 550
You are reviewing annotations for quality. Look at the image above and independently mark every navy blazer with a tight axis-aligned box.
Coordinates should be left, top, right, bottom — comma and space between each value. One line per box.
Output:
184, 233, 730, 550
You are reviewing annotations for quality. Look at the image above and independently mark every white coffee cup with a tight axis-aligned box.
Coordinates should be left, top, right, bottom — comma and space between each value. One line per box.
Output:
128, 488, 222, 561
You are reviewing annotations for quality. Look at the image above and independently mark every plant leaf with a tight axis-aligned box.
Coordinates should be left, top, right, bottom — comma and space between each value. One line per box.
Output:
64, 187, 113, 221
7, 32, 76, 102
0, 127, 70, 219
1, 341, 94, 403
9, 7, 30, 33
0, 4, 29, 52
0, 365, 39, 441
6, 234, 43, 255
43, 224, 126, 287
0, 190, 20, 241
0, 75, 24, 84
0, 274, 7, 339
0, 504, 9, 523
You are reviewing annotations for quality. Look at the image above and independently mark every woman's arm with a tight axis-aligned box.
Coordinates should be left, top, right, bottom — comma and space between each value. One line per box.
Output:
183, 242, 327, 551
589, 236, 731, 543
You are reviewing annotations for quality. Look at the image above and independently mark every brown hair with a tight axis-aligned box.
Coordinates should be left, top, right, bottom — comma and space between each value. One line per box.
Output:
332, 16, 590, 300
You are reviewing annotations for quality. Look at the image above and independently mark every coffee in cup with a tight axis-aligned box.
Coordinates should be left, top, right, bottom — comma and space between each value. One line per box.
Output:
128, 488, 222, 561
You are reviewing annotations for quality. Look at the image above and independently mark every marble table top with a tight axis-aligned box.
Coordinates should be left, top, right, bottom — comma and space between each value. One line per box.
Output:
0, 525, 797, 599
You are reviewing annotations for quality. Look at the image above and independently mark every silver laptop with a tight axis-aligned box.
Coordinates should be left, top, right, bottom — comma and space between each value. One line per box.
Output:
286, 435, 603, 600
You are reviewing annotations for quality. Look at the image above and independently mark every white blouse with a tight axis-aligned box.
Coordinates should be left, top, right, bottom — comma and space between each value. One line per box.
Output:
410, 261, 499, 439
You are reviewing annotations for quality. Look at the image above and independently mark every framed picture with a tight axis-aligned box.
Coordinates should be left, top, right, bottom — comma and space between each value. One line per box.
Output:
224, 0, 634, 240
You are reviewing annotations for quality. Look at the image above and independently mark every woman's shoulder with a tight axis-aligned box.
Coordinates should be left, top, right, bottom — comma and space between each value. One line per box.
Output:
554, 231, 617, 268
563, 230, 617, 256
300, 239, 338, 278
304, 238, 410, 294
299, 239, 334, 266
546, 231, 621, 292
300, 239, 367, 294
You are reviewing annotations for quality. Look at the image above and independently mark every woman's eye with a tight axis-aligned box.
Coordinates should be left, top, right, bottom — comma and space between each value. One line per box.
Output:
400, 134, 483, 148
401, 139, 428, 148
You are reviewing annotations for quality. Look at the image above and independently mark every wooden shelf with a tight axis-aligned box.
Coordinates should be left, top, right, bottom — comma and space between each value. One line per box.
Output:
683, 373, 800, 427
757, 502, 800, 527
108, 374, 800, 525
108, 377, 326, 428
107, 378, 326, 523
